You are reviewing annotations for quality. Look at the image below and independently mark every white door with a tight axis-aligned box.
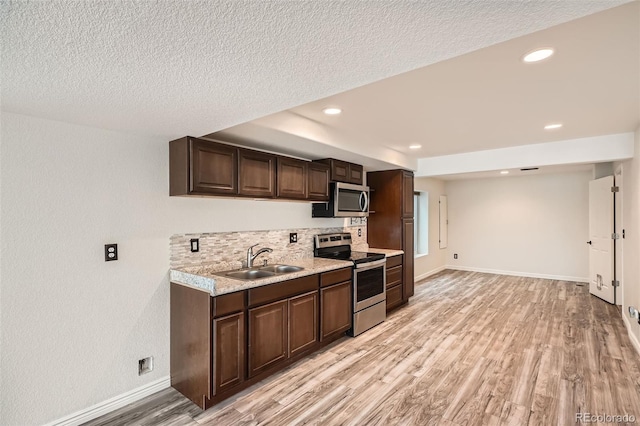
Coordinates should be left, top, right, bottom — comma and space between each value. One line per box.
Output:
614, 166, 623, 306
588, 176, 615, 304
439, 195, 448, 249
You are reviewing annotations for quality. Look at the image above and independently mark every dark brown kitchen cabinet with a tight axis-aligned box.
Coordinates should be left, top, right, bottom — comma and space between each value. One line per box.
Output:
288, 291, 318, 356
315, 158, 364, 185
367, 170, 415, 305
170, 137, 238, 196
308, 162, 330, 201
277, 157, 308, 199
403, 220, 415, 298
248, 300, 288, 377
320, 281, 352, 341
402, 171, 414, 218
213, 312, 244, 395
349, 163, 364, 185
238, 149, 277, 197
385, 255, 404, 312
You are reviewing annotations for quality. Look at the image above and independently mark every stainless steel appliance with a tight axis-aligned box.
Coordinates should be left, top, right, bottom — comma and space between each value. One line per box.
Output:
314, 232, 386, 336
311, 182, 370, 218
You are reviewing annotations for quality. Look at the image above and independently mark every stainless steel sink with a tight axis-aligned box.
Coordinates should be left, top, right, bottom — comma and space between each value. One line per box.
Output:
224, 269, 275, 280
216, 264, 304, 281
258, 264, 304, 273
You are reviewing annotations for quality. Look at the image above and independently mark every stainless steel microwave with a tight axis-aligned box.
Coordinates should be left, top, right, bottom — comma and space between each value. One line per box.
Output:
312, 182, 370, 218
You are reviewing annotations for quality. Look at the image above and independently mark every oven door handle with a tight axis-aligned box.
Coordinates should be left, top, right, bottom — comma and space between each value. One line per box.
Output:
355, 258, 387, 269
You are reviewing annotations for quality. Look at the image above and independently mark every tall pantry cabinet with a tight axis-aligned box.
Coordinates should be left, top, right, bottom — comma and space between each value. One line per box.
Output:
367, 170, 415, 304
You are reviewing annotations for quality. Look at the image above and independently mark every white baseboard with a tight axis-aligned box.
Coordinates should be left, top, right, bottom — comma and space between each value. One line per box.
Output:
445, 265, 589, 283
622, 314, 640, 356
44, 376, 171, 426
415, 265, 447, 282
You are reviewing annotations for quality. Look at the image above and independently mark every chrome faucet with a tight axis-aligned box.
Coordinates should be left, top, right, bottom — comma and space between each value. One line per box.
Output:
246, 244, 273, 268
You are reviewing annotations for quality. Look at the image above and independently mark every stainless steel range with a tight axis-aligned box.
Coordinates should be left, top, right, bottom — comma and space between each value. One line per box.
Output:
314, 232, 386, 336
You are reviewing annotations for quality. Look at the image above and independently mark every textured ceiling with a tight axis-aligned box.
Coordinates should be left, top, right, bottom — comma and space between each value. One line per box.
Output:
1, 0, 631, 142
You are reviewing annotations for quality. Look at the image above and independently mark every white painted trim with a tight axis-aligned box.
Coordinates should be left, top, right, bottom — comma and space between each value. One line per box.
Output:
445, 265, 589, 283
415, 265, 447, 282
622, 314, 640, 357
44, 376, 171, 426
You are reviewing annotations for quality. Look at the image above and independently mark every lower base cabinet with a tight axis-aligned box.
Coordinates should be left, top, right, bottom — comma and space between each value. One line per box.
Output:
320, 282, 351, 340
248, 300, 288, 378
171, 267, 353, 410
289, 291, 318, 356
214, 312, 245, 394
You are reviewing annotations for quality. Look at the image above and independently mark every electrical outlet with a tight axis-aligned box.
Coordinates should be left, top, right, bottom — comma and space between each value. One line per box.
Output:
105, 244, 118, 261
289, 233, 298, 243
358, 228, 362, 237
138, 356, 153, 375
453, 253, 458, 259
190, 238, 199, 252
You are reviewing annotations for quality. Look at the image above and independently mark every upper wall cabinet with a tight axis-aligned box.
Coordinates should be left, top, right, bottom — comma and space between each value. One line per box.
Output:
170, 136, 331, 201
238, 149, 277, 198
314, 159, 364, 185
277, 157, 308, 199
170, 137, 238, 196
307, 162, 330, 201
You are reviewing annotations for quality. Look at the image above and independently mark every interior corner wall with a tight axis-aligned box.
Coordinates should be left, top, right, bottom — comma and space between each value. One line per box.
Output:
0, 112, 344, 426
444, 171, 591, 281
413, 177, 447, 279
615, 125, 640, 352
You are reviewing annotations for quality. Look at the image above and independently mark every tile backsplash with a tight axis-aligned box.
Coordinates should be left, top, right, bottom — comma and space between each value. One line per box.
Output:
170, 220, 368, 271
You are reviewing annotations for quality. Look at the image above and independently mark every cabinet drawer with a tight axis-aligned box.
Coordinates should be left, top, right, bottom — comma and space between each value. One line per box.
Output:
248, 274, 318, 307
386, 265, 402, 289
386, 284, 403, 311
386, 255, 402, 269
320, 267, 352, 288
212, 291, 245, 318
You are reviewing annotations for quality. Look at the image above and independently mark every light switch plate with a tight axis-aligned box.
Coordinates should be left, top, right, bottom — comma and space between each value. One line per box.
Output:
190, 238, 199, 252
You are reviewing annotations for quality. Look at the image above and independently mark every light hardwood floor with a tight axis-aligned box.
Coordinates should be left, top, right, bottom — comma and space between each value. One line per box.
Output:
85, 270, 640, 425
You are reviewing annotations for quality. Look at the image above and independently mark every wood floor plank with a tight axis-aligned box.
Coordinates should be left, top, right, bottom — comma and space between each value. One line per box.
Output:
85, 271, 640, 426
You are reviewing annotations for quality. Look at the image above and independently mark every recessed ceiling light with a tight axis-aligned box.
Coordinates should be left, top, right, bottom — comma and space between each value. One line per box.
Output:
544, 123, 563, 130
500, 170, 509, 175
523, 48, 554, 63
409, 144, 422, 149
322, 107, 342, 115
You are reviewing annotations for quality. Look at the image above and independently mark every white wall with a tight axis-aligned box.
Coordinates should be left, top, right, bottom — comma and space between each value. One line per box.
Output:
0, 112, 344, 425
615, 126, 640, 353
413, 177, 447, 279
445, 171, 591, 281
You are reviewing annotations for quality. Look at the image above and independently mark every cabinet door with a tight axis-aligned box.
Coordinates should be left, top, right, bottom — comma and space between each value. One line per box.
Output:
348, 163, 364, 185
330, 159, 350, 182
213, 312, 245, 395
308, 163, 330, 201
403, 219, 415, 299
238, 149, 276, 197
277, 157, 308, 199
248, 300, 287, 377
320, 282, 352, 341
402, 171, 414, 218
288, 291, 318, 356
190, 138, 238, 195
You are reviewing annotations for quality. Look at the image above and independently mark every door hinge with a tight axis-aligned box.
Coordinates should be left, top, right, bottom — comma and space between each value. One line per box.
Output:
612, 233, 620, 240
613, 280, 620, 287
611, 186, 619, 192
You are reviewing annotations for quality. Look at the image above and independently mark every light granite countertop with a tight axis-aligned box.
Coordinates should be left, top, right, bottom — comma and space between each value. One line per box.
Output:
170, 249, 404, 297
367, 248, 404, 257
170, 257, 353, 296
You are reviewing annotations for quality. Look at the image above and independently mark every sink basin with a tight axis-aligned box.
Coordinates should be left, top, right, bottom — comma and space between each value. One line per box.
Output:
216, 264, 304, 281
224, 270, 275, 280
258, 264, 304, 273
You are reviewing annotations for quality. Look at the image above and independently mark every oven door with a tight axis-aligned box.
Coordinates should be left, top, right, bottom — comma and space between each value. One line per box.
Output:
353, 258, 386, 312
